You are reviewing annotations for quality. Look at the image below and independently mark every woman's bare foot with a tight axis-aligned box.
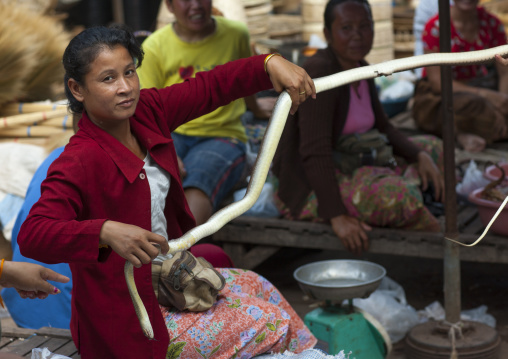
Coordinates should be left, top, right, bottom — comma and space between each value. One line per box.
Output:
457, 133, 486, 152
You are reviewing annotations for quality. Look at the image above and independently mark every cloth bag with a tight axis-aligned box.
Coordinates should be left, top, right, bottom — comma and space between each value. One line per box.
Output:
152, 251, 225, 311
332, 128, 397, 174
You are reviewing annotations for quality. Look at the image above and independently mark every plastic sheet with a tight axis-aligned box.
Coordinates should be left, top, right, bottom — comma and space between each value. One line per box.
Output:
233, 180, 280, 218
456, 160, 490, 198
344, 276, 497, 344
31, 347, 71, 359
347, 277, 420, 343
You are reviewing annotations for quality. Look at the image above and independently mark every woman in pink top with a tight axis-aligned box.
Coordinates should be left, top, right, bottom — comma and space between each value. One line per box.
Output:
274, 0, 445, 255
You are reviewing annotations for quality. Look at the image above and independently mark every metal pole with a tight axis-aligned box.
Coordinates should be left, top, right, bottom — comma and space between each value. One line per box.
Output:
438, 0, 461, 323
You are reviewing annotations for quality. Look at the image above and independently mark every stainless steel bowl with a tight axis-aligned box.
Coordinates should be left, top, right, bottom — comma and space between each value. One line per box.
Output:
293, 260, 386, 302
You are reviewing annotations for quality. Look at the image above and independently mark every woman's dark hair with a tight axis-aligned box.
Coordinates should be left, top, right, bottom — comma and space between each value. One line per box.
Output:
324, 0, 373, 30
62, 24, 144, 114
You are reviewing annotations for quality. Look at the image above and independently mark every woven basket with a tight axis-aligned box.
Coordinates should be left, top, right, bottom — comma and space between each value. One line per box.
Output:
371, 0, 392, 22
269, 14, 303, 38
301, 1, 325, 24
273, 0, 301, 13
365, 46, 394, 64
245, 2, 273, 16
302, 22, 324, 42
373, 20, 394, 48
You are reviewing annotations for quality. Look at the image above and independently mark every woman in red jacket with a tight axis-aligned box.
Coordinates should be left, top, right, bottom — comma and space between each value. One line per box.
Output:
17, 24, 316, 358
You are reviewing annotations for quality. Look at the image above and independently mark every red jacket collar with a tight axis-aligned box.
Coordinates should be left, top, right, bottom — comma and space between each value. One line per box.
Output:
77, 111, 171, 184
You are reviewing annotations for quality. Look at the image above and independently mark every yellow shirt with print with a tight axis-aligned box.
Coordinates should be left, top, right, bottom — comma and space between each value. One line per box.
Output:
138, 16, 251, 143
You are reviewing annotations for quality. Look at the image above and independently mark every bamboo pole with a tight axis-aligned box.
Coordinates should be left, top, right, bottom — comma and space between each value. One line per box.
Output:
0, 108, 69, 128
31, 116, 73, 129
0, 126, 69, 138
0, 102, 67, 116
0, 138, 48, 146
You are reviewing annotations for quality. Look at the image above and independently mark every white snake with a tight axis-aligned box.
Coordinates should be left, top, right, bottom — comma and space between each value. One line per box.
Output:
125, 45, 508, 339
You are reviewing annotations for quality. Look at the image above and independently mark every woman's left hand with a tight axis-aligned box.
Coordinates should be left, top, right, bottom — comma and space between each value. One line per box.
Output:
265, 55, 316, 115
417, 151, 444, 202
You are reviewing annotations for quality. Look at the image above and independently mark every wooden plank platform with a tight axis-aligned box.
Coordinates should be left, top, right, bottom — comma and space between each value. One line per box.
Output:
0, 326, 79, 358
212, 202, 508, 269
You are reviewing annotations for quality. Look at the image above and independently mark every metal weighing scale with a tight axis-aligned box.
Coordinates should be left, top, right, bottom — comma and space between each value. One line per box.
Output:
294, 260, 391, 358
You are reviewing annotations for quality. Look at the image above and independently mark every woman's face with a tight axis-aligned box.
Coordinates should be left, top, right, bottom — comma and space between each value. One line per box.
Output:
167, 0, 213, 38
453, 0, 479, 12
69, 45, 140, 130
324, 1, 374, 69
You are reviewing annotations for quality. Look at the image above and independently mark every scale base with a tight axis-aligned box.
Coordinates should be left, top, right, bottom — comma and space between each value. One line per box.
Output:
304, 306, 388, 358
405, 320, 501, 359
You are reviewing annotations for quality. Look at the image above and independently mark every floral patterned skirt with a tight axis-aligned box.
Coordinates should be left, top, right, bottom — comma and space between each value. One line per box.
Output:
161, 269, 317, 359
274, 135, 443, 232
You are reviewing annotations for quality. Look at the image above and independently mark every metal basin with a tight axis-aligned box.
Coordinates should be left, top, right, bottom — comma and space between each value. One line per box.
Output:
294, 260, 386, 302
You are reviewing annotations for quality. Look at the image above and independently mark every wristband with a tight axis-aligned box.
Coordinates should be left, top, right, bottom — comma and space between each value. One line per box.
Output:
264, 53, 282, 74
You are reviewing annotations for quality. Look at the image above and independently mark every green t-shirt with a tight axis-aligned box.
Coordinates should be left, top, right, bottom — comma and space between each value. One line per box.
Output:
138, 16, 251, 142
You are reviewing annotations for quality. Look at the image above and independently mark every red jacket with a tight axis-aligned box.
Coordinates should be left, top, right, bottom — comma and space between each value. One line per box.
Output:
18, 55, 272, 358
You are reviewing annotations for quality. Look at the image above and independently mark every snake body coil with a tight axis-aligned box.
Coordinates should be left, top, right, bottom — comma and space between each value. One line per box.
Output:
126, 45, 508, 339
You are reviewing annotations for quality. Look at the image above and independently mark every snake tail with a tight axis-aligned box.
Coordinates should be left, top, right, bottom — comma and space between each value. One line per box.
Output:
124, 261, 154, 339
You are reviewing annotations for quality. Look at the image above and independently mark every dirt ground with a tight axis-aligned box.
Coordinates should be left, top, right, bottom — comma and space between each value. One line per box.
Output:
254, 247, 508, 358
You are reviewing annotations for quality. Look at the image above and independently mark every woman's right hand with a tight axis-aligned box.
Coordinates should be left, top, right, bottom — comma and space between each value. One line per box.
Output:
99, 220, 169, 268
330, 215, 371, 256
264, 55, 316, 115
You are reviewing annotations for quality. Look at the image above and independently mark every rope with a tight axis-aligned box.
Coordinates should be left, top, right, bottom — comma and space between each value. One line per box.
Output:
445, 195, 508, 246
442, 320, 464, 359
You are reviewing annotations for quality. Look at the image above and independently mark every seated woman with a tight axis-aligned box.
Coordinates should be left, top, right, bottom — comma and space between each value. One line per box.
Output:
413, 0, 508, 152
273, 0, 444, 256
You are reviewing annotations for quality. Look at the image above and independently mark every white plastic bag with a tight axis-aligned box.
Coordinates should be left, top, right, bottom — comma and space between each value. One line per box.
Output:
32, 347, 71, 359
456, 160, 490, 197
233, 181, 280, 218
417, 301, 496, 328
347, 277, 420, 343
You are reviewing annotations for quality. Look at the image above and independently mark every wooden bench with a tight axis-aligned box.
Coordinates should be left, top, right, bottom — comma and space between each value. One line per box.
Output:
0, 326, 79, 358
212, 202, 508, 269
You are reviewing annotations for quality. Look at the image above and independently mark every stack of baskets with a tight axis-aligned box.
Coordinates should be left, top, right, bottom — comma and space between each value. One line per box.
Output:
366, 0, 394, 64
272, 0, 300, 14
300, 0, 394, 64
242, 0, 274, 41
393, 6, 415, 59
